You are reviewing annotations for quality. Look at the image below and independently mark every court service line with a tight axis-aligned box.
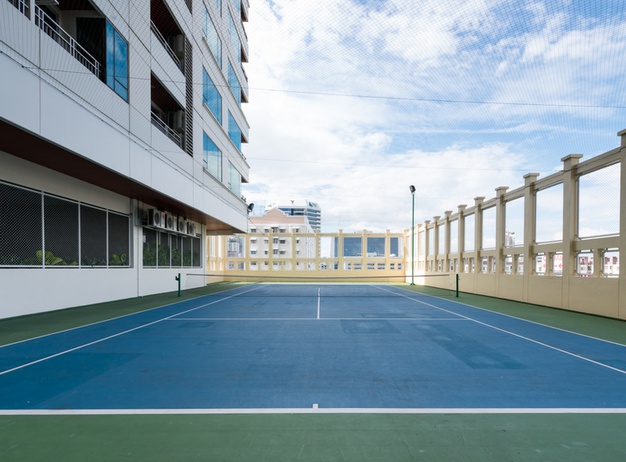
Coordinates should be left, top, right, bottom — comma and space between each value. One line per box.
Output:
375, 285, 626, 376
0, 286, 263, 377
317, 288, 321, 320
3, 407, 626, 416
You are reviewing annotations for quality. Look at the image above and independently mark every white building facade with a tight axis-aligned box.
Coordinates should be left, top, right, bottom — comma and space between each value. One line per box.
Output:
265, 199, 322, 231
0, 0, 250, 318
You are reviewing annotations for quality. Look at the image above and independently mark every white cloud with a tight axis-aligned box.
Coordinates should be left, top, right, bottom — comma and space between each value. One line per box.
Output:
241, 0, 626, 232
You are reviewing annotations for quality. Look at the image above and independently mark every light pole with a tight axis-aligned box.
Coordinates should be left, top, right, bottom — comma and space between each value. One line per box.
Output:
409, 185, 416, 285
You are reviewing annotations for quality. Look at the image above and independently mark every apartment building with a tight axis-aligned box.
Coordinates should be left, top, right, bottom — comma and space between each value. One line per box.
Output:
0, 0, 250, 318
265, 199, 322, 231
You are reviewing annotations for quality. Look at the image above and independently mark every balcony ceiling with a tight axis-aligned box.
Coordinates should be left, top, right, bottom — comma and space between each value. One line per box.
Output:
57, 0, 96, 11
151, 0, 181, 36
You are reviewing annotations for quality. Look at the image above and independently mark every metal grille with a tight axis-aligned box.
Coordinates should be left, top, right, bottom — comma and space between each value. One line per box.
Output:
0, 181, 130, 268
0, 182, 42, 265
108, 212, 130, 266
80, 204, 107, 266
142, 229, 202, 268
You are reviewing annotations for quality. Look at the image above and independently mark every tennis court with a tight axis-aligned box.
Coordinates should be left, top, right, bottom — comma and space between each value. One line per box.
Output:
2, 283, 626, 460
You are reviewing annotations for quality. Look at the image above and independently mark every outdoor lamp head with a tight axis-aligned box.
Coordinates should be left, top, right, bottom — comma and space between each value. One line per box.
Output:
409, 185, 416, 194
247, 203, 255, 213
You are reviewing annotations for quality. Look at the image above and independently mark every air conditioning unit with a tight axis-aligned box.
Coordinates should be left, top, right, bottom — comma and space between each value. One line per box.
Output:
165, 213, 176, 231
187, 222, 197, 236
148, 209, 164, 228
178, 218, 187, 234
172, 110, 185, 132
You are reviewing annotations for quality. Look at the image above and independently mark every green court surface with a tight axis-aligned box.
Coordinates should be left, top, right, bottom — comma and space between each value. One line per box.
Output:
2, 284, 626, 461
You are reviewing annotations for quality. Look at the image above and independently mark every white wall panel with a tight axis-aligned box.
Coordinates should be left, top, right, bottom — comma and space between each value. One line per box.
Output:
0, 54, 41, 134
0, 269, 138, 318
40, 82, 131, 176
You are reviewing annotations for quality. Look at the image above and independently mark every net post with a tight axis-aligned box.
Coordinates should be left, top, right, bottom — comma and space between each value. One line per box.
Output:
175, 273, 181, 297
455, 273, 459, 298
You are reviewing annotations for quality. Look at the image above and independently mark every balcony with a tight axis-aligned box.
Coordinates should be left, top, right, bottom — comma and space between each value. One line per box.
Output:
151, 0, 185, 72
150, 20, 183, 73
34, 5, 101, 78
151, 73, 185, 149
151, 110, 182, 148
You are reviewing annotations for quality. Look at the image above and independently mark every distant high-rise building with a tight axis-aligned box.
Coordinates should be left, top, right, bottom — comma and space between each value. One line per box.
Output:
265, 199, 321, 231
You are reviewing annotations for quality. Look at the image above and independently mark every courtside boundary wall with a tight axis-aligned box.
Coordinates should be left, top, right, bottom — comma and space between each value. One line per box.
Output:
409, 129, 626, 320
209, 229, 406, 283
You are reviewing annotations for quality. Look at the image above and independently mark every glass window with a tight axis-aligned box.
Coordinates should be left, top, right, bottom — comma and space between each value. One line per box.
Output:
203, 6, 222, 66
228, 111, 242, 151
203, 68, 222, 123
228, 11, 241, 63
228, 61, 241, 105
203, 132, 222, 180
106, 22, 128, 101
228, 162, 242, 197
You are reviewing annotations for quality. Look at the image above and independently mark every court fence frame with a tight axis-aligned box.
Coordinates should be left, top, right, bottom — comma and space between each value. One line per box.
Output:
410, 129, 626, 320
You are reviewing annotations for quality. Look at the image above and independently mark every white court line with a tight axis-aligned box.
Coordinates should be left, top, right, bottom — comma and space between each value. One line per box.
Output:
375, 285, 626, 376
2, 407, 626, 415
168, 317, 467, 322
0, 286, 264, 377
317, 288, 321, 320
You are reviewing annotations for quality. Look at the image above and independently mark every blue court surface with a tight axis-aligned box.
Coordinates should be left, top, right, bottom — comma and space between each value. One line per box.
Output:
2, 284, 626, 412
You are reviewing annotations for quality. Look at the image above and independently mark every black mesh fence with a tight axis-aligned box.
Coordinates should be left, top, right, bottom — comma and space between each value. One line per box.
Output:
0, 181, 130, 268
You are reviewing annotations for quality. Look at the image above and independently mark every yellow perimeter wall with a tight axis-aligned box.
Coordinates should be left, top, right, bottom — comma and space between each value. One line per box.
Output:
408, 131, 626, 320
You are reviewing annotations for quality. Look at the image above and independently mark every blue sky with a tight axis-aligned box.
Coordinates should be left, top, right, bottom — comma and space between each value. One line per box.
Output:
242, 0, 626, 232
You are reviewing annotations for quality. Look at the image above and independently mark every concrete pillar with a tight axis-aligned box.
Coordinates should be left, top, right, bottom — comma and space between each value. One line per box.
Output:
423, 220, 430, 272
433, 216, 440, 272
561, 154, 583, 308
523, 173, 540, 300
495, 187, 508, 271
457, 204, 467, 273
474, 197, 485, 273
444, 210, 452, 272
618, 129, 626, 318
